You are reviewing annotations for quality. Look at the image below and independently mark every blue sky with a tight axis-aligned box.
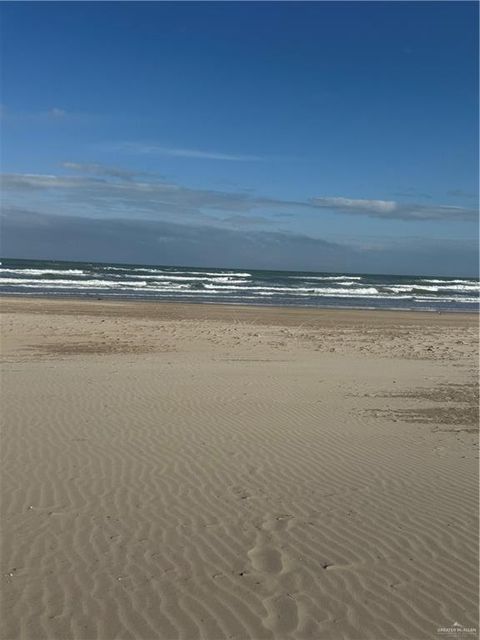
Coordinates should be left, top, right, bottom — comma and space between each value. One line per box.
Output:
1, 1, 478, 275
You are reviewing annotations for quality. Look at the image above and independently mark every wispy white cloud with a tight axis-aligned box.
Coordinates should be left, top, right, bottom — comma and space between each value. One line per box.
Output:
311, 197, 397, 214
61, 162, 142, 181
113, 142, 265, 162
307, 196, 477, 221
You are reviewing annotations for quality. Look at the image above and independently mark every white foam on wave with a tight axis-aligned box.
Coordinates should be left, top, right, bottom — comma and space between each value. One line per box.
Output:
0, 278, 113, 287
126, 274, 248, 283
387, 284, 479, 293
420, 279, 478, 285
432, 284, 479, 292
104, 266, 252, 277
252, 291, 412, 299
414, 295, 479, 304
1, 281, 191, 293
202, 284, 380, 295
167, 270, 252, 278
288, 275, 362, 281
0, 278, 185, 290
0, 268, 86, 276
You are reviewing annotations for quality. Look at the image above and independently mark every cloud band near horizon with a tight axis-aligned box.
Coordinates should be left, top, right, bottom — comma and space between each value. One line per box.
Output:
1, 165, 477, 223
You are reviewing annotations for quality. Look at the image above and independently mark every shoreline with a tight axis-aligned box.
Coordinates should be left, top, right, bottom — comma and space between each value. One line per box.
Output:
1, 294, 478, 322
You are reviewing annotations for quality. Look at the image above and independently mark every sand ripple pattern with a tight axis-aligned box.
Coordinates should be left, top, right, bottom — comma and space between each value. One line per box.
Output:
1, 304, 478, 640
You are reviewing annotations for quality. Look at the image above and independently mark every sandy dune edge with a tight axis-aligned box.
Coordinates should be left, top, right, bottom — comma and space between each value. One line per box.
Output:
1, 298, 478, 640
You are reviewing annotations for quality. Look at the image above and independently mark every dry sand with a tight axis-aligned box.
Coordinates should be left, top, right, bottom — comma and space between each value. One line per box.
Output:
1, 297, 478, 640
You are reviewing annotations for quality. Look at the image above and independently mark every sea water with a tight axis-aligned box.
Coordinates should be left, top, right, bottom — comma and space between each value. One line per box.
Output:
0, 258, 478, 312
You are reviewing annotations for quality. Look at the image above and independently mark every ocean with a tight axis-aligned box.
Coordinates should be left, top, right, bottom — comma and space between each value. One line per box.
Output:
0, 258, 478, 312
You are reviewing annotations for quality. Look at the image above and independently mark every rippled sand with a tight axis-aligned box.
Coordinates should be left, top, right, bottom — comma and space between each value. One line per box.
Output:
1, 298, 478, 640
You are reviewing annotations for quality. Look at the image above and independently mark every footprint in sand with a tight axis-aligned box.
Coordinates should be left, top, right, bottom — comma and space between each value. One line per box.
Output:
248, 514, 295, 574
248, 541, 283, 574
263, 593, 299, 634
248, 514, 300, 635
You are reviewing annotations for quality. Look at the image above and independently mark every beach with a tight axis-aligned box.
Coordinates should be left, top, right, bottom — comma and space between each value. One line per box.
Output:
1, 297, 478, 640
